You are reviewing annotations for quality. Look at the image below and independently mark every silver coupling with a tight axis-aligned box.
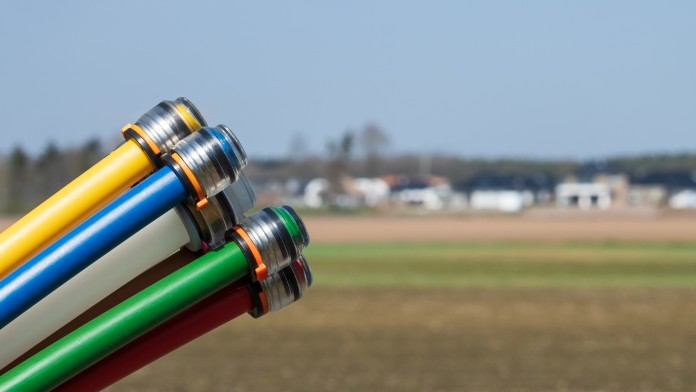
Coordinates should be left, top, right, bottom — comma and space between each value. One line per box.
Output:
165, 125, 248, 210
178, 172, 257, 252
122, 97, 207, 163
250, 255, 313, 318
232, 206, 310, 281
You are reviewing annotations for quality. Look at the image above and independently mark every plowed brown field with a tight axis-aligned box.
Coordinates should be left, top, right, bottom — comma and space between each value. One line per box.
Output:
109, 287, 696, 392
304, 215, 696, 243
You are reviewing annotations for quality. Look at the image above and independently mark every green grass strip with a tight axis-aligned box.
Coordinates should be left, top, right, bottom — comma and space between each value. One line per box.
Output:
305, 241, 696, 288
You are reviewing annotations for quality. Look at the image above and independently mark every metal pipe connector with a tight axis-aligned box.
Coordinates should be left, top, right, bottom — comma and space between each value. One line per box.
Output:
178, 172, 257, 252
251, 255, 313, 317
233, 206, 310, 281
165, 125, 248, 209
122, 97, 207, 162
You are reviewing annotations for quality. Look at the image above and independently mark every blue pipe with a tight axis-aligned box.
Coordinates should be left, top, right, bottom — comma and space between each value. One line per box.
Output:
0, 167, 188, 328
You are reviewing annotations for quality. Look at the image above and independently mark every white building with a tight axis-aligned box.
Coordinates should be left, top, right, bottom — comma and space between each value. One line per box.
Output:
469, 190, 533, 213
392, 183, 453, 211
353, 178, 391, 207
556, 183, 611, 210
669, 190, 696, 209
303, 178, 329, 208
303, 177, 390, 209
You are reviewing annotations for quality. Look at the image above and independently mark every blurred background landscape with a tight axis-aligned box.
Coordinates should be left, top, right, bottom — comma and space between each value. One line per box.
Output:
2, 1, 696, 391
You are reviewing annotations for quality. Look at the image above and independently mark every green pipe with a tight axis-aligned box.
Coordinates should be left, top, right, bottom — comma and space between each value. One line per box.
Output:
0, 246, 247, 392
0, 206, 309, 392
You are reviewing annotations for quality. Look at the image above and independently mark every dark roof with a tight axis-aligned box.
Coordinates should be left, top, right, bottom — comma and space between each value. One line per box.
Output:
390, 181, 430, 192
455, 173, 555, 192
386, 175, 449, 192
631, 170, 696, 188
573, 160, 623, 180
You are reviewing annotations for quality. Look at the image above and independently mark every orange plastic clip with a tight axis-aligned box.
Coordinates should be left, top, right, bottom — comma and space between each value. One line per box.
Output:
169, 152, 208, 209
258, 290, 269, 315
234, 227, 269, 281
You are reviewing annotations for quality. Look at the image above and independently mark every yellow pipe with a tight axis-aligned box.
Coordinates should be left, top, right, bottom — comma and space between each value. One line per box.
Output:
0, 140, 154, 278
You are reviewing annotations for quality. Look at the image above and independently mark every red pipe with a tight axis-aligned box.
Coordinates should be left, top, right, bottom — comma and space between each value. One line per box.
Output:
54, 283, 254, 391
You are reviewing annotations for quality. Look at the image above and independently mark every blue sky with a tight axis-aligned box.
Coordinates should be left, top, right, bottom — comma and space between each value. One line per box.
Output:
0, 1, 694, 159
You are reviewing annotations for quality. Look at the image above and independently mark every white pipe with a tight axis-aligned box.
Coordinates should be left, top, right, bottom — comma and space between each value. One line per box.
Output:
0, 209, 190, 370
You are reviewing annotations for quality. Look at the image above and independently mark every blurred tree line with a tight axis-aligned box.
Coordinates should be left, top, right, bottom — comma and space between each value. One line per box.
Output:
248, 152, 696, 193
248, 125, 696, 190
0, 139, 104, 214
610, 154, 696, 175
1, 125, 695, 214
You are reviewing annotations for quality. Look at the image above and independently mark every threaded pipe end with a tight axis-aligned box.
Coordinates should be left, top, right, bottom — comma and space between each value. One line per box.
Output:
170, 125, 248, 200
238, 206, 309, 277
261, 256, 313, 313
129, 97, 207, 155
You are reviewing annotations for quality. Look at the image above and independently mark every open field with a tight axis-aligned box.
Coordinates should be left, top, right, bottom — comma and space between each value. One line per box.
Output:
304, 215, 696, 243
107, 242, 696, 391
3, 215, 696, 390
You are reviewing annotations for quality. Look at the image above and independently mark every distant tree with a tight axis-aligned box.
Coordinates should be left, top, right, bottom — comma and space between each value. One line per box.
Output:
359, 124, 390, 177
35, 142, 70, 203
325, 130, 355, 203
79, 138, 103, 172
0, 157, 7, 213
7, 146, 31, 212
359, 123, 389, 156
288, 133, 309, 161
327, 131, 355, 163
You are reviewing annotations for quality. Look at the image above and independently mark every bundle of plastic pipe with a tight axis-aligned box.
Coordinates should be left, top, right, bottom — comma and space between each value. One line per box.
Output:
0, 98, 314, 391
0, 124, 248, 327
56, 256, 313, 392
0, 98, 205, 278
0, 174, 255, 369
